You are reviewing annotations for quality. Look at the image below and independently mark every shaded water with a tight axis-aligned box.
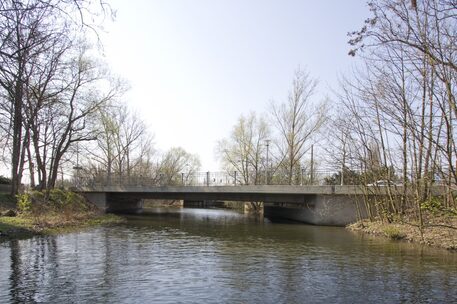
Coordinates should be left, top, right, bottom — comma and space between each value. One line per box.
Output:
1, 207, 456, 303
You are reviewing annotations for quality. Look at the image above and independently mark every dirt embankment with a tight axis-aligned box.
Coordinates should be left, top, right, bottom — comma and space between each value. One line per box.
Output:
348, 215, 457, 251
0, 191, 124, 240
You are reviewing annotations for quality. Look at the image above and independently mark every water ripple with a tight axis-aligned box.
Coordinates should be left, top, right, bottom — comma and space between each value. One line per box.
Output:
1, 208, 456, 303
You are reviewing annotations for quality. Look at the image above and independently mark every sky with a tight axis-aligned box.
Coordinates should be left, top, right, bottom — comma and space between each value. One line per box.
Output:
101, 0, 370, 171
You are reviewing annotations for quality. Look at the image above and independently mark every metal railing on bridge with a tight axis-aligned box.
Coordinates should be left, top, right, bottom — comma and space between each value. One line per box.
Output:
75, 169, 339, 189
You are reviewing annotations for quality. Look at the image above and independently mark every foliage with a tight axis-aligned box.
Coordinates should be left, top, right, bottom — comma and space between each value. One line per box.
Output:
217, 112, 270, 185
48, 189, 89, 212
382, 226, 406, 240
16, 190, 94, 216
0, 0, 118, 194
340, 0, 457, 227
270, 68, 328, 185
85, 104, 154, 181
324, 169, 362, 185
17, 193, 32, 213
155, 147, 201, 185
421, 198, 457, 216
0, 176, 11, 185
360, 166, 399, 185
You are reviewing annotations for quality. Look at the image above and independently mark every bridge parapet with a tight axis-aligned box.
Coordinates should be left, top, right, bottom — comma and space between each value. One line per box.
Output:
78, 184, 367, 196
75, 170, 339, 188
74, 171, 450, 198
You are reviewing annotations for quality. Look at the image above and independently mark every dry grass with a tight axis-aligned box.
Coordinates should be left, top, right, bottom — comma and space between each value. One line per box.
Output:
1, 190, 125, 239
28, 210, 100, 229
1, 211, 125, 239
348, 214, 457, 250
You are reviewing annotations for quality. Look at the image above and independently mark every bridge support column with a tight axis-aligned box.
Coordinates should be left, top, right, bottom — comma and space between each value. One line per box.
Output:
83, 193, 144, 213
106, 195, 144, 214
264, 195, 365, 226
83, 192, 107, 211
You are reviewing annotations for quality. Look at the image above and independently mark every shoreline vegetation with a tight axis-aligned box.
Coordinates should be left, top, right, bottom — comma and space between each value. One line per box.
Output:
341, 182, 457, 252
347, 214, 457, 251
0, 190, 125, 241
2, 190, 457, 252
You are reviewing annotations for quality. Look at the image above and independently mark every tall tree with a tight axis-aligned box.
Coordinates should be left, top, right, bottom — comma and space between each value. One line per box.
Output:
271, 68, 328, 185
0, 0, 112, 194
85, 103, 154, 182
217, 112, 270, 185
157, 147, 201, 185
339, 0, 457, 226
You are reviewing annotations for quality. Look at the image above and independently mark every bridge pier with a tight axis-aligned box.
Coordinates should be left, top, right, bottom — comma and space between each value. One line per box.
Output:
83, 192, 144, 214
79, 185, 374, 225
83, 192, 107, 211
264, 195, 364, 226
106, 197, 144, 214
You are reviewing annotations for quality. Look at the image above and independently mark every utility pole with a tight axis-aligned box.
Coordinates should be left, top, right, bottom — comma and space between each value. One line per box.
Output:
341, 130, 346, 186
73, 142, 83, 187
310, 144, 314, 185
266, 139, 270, 185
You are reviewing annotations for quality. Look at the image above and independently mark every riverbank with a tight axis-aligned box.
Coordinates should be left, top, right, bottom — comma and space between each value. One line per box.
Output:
0, 191, 125, 241
348, 214, 457, 251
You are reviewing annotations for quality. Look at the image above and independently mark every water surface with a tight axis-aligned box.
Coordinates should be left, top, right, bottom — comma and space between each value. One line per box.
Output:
1, 208, 456, 303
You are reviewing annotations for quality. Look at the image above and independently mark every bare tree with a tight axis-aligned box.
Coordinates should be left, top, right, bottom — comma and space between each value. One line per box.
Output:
216, 112, 270, 185
0, 0, 114, 194
270, 68, 328, 185
157, 147, 201, 185
341, 0, 457, 230
85, 103, 154, 183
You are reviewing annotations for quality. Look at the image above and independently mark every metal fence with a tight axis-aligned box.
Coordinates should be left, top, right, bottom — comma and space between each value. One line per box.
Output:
76, 169, 339, 188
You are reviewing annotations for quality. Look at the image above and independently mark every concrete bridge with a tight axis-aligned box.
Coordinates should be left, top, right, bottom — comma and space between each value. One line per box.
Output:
77, 172, 448, 226
79, 184, 370, 226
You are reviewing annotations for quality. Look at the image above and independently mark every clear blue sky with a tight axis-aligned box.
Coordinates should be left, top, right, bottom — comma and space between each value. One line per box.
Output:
102, 0, 369, 171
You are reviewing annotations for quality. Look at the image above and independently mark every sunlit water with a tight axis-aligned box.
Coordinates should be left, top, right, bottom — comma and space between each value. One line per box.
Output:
1, 207, 456, 303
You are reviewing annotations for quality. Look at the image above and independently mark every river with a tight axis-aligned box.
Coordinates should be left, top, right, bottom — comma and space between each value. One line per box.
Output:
0, 207, 456, 303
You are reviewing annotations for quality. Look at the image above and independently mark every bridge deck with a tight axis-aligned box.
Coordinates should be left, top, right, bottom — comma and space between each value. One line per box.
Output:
77, 185, 447, 204
78, 185, 365, 195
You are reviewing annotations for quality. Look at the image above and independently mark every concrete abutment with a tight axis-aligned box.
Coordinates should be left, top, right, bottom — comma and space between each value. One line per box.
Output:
82, 189, 365, 226
83, 192, 144, 214
264, 195, 365, 226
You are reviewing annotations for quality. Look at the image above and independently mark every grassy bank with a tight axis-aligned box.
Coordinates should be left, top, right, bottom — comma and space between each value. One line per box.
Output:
0, 189, 125, 240
348, 213, 457, 251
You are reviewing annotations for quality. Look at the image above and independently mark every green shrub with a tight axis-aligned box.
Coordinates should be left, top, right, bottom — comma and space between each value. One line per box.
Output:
17, 193, 32, 213
383, 226, 406, 240
420, 197, 456, 216
17, 190, 91, 215
0, 175, 11, 185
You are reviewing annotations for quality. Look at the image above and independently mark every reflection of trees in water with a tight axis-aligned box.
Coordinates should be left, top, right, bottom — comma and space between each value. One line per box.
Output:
9, 237, 59, 303
9, 240, 23, 303
99, 229, 116, 300
3, 215, 457, 303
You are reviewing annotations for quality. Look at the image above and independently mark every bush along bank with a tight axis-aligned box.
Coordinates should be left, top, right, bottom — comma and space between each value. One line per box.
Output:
0, 189, 125, 240
348, 200, 457, 251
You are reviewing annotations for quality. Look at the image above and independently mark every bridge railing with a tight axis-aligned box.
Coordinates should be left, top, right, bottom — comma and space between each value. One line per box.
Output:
75, 169, 339, 189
